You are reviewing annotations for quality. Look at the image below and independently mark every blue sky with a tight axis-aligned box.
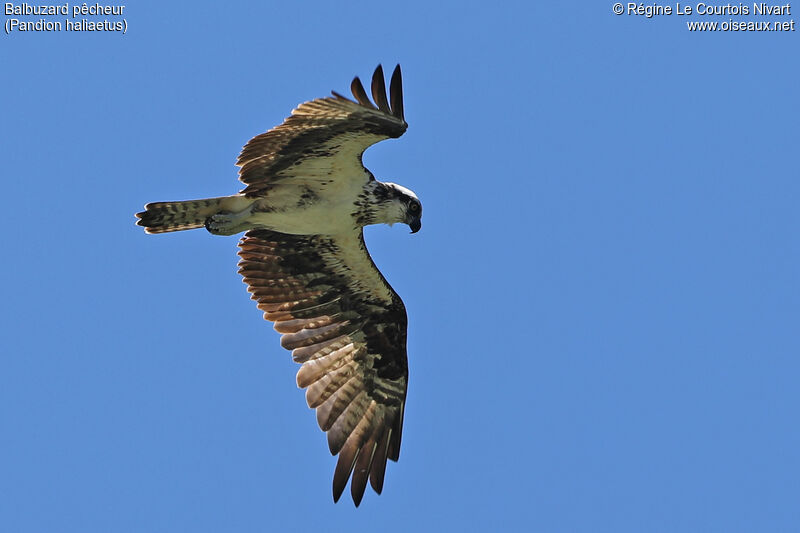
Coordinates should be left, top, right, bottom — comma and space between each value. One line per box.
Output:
2, 2, 798, 531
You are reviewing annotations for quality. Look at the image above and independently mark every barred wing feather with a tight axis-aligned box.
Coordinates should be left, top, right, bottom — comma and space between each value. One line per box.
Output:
237, 65, 407, 197
237, 229, 408, 506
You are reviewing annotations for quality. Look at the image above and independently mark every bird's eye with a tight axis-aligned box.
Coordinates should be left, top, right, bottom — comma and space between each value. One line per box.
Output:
409, 202, 420, 213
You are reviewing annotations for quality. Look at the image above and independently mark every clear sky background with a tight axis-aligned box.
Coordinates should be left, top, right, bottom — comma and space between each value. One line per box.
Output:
2, 2, 798, 532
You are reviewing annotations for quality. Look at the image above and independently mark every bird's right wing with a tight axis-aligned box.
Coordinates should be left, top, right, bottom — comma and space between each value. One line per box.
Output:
237, 65, 407, 197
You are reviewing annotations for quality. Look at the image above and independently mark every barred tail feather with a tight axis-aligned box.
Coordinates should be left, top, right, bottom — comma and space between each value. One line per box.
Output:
138, 193, 254, 234
135, 198, 221, 234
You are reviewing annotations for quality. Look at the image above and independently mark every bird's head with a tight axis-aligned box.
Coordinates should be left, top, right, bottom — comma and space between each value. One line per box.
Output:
383, 182, 422, 234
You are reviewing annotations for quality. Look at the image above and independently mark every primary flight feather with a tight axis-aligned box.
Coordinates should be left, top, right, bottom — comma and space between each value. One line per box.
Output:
135, 65, 420, 506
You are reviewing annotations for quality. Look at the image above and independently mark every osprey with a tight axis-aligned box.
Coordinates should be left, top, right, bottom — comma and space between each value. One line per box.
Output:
136, 65, 419, 506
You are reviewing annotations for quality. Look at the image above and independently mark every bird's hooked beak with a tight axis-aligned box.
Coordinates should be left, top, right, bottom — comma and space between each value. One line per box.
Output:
409, 217, 421, 234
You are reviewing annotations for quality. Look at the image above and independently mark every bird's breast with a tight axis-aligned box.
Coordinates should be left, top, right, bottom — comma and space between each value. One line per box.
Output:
246, 181, 361, 235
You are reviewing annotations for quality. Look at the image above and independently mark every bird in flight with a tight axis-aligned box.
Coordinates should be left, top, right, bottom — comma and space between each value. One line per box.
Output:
136, 65, 419, 506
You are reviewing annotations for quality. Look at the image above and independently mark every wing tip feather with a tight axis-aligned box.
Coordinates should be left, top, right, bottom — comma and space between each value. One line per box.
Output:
346, 64, 406, 124
371, 65, 390, 114
332, 440, 359, 504
389, 64, 404, 121
350, 76, 375, 109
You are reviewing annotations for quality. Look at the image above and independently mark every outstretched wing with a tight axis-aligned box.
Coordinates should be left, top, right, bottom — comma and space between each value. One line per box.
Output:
237, 65, 407, 197
238, 229, 408, 506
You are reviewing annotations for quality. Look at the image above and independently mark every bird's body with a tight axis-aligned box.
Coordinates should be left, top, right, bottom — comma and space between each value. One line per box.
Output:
136, 65, 420, 506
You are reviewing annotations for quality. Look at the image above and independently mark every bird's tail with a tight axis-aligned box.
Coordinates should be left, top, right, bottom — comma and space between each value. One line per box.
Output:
135, 195, 249, 234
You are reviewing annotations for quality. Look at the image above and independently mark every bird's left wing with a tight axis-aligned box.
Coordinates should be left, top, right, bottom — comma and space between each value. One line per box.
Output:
237, 65, 407, 197
237, 228, 408, 506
